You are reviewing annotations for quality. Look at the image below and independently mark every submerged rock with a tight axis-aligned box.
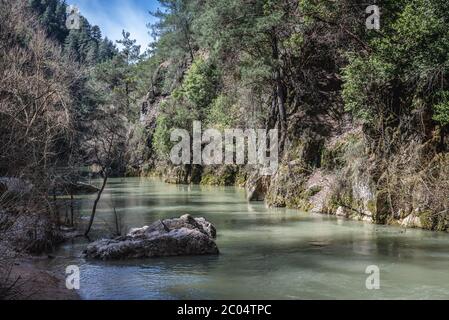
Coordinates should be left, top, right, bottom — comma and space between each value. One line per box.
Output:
85, 214, 219, 260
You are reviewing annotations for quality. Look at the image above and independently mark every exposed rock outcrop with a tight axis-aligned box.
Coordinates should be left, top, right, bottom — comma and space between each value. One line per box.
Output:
399, 214, 423, 229
246, 174, 271, 201
85, 214, 219, 260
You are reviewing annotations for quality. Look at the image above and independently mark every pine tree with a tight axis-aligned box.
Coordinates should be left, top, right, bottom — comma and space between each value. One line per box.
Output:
116, 30, 141, 65
86, 42, 99, 65
64, 30, 80, 61
149, 0, 197, 61
30, 0, 115, 64
91, 26, 102, 42
98, 38, 117, 62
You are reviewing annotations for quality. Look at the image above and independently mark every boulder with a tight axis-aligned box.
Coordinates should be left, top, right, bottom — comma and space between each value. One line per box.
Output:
85, 214, 219, 260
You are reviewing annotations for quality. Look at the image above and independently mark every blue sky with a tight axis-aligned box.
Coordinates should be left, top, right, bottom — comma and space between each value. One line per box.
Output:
67, 0, 161, 50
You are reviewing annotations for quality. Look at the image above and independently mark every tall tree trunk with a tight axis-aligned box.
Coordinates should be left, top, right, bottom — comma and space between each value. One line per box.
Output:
271, 31, 287, 152
267, 87, 279, 130
84, 174, 108, 236
276, 71, 288, 152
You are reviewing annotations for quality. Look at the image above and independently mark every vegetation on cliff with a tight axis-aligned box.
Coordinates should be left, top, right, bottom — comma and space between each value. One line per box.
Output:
137, 0, 449, 232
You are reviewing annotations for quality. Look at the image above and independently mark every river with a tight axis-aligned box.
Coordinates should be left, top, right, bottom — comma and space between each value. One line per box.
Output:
38, 177, 449, 299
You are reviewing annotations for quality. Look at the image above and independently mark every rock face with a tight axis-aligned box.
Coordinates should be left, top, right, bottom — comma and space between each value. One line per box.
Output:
85, 214, 219, 260
246, 175, 270, 201
400, 214, 423, 229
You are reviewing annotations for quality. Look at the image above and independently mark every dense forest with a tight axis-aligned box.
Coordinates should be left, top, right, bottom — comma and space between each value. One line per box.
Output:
1, 0, 449, 299
141, 0, 449, 232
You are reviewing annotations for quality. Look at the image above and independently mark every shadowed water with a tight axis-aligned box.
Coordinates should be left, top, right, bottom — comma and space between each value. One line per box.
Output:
39, 177, 449, 299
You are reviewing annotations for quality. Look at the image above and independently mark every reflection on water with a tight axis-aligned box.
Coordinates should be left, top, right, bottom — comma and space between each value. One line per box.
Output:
41, 178, 449, 299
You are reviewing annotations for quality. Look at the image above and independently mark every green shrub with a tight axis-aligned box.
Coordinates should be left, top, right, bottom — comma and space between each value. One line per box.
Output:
206, 94, 235, 128
433, 91, 449, 126
153, 115, 172, 158
183, 59, 219, 110
342, 55, 394, 122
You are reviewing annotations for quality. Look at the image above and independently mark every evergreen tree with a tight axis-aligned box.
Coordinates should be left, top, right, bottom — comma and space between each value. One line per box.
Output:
30, 0, 116, 64
30, 0, 68, 42
149, 0, 198, 61
116, 30, 141, 65
98, 38, 118, 62
64, 29, 80, 61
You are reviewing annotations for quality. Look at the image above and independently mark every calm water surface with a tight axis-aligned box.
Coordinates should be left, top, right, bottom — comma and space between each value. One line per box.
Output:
40, 177, 449, 299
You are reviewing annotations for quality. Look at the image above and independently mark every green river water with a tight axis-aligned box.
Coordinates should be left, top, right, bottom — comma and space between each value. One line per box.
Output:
38, 177, 449, 299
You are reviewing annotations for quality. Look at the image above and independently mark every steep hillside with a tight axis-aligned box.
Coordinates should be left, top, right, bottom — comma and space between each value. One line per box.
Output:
136, 0, 449, 232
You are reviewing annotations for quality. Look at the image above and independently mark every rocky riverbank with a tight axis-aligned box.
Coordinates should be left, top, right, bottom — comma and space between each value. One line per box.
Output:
5, 258, 80, 300
142, 124, 449, 233
0, 206, 83, 300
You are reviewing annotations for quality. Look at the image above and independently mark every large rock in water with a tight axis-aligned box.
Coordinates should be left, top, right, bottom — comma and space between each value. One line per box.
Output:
85, 214, 219, 260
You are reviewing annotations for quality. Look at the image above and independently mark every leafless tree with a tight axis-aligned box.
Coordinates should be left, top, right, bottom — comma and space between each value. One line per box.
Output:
0, 0, 84, 201
84, 105, 128, 236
